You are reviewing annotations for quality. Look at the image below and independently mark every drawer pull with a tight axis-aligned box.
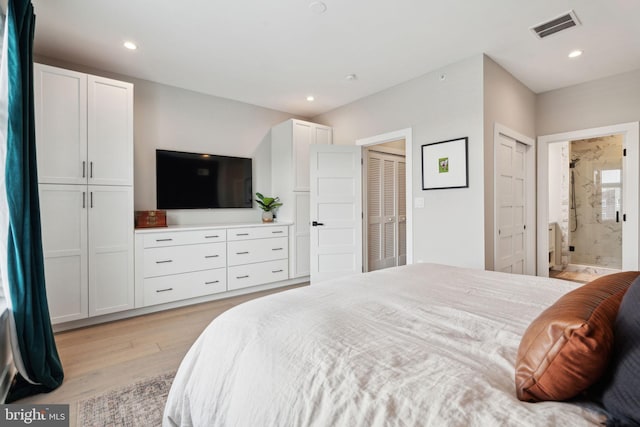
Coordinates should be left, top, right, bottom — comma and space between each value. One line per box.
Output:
156, 288, 173, 293
272, 248, 283, 251
156, 260, 173, 264
236, 251, 249, 255
272, 269, 284, 273
205, 255, 220, 258
236, 233, 249, 236
205, 280, 220, 285
205, 235, 219, 239
156, 238, 173, 242
236, 275, 249, 279
272, 230, 284, 234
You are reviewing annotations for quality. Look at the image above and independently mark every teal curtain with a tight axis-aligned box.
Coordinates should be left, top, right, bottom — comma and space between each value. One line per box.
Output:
1, 0, 63, 401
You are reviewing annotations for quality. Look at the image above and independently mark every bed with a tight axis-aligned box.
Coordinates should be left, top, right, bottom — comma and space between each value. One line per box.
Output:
163, 263, 609, 426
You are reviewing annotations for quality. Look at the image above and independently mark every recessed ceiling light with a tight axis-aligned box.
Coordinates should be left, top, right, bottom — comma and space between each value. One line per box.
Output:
568, 49, 583, 58
306, 95, 315, 102
345, 74, 357, 81
308, 1, 327, 15
123, 41, 137, 50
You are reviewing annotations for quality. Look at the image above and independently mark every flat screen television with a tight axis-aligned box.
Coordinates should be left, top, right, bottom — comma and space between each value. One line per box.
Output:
156, 149, 253, 209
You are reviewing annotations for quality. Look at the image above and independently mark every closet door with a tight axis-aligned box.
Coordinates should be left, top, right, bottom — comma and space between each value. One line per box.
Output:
88, 75, 134, 186
34, 64, 87, 185
39, 185, 88, 323
367, 151, 406, 271
88, 186, 134, 316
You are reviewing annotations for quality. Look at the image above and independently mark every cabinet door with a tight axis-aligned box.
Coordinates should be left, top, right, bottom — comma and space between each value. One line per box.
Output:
34, 64, 87, 184
88, 76, 133, 186
292, 121, 313, 191
293, 192, 310, 277
314, 125, 332, 146
88, 186, 134, 316
39, 185, 88, 323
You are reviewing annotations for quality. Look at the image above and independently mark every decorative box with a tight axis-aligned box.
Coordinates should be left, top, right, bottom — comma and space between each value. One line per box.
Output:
135, 210, 167, 228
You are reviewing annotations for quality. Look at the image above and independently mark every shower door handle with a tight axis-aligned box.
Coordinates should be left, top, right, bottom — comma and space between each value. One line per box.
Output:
616, 211, 619, 223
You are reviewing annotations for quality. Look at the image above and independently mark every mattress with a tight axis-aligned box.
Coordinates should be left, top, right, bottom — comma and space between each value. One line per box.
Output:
164, 263, 607, 426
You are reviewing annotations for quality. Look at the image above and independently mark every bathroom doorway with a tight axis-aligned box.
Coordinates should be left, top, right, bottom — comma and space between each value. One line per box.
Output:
548, 135, 623, 281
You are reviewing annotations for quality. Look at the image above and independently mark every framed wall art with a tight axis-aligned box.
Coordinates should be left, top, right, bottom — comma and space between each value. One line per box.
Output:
421, 137, 468, 190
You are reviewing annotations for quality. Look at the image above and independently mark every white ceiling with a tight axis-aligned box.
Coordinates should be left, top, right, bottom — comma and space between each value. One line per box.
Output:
31, 0, 640, 117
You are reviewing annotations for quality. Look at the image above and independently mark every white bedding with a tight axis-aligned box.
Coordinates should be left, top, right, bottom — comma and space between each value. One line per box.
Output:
164, 263, 606, 426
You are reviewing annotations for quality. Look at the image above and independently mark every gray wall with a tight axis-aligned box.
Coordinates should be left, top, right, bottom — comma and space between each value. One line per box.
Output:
314, 55, 486, 269
482, 56, 536, 270
537, 68, 640, 135
35, 56, 301, 225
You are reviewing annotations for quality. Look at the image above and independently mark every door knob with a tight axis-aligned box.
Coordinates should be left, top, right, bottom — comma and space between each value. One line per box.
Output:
312, 221, 324, 226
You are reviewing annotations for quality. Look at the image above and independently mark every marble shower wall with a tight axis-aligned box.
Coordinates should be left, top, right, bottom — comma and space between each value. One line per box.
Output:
569, 135, 623, 268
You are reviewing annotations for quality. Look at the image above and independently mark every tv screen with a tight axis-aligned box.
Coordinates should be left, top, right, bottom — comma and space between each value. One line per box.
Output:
156, 150, 253, 209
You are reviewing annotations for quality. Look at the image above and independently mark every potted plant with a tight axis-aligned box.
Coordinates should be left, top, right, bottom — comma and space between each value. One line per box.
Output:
255, 192, 282, 223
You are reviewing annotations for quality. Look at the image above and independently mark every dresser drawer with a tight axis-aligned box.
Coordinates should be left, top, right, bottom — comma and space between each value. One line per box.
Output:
227, 259, 288, 291
143, 229, 226, 248
143, 268, 227, 306
227, 226, 288, 241
144, 242, 226, 277
227, 237, 288, 266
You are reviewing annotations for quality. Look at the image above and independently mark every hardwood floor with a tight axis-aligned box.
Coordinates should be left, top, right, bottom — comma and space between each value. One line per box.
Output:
18, 283, 307, 426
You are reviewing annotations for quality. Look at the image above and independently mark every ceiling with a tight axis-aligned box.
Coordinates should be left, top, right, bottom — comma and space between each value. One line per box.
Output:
30, 0, 640, 117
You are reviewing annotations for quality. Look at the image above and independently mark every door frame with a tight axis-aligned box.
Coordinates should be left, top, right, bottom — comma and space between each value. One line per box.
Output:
494, 123, 536, 275
356, 128, 413, 267
537, 122, 640, 276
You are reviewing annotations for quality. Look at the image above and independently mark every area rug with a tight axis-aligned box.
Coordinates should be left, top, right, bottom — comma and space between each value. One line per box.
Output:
77, 371, 175, 427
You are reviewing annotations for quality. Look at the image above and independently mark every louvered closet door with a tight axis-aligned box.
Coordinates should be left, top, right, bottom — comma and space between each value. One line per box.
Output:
367, 151, 406, 271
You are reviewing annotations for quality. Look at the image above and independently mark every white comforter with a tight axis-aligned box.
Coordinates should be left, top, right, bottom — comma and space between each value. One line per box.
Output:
164, 263, 606, 426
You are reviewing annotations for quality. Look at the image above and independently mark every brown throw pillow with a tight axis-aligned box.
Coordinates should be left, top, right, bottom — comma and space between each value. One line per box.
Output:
515, 271, 640, 402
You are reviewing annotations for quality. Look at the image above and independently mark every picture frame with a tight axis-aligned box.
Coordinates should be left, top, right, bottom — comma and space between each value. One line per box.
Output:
421, 137, 468, 190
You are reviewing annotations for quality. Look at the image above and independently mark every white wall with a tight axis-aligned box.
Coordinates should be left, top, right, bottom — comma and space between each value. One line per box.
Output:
482, 56, 536, 270
537, 68, 640, 136
35, 56, 302, 225
314, 55, 486, 269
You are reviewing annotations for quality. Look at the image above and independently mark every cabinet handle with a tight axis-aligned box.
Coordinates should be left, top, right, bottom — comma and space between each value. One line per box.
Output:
156, 238, 173, 242
272, 230, 283, 234
236, 275, 249, 279
156, 288, 173, 293
272, 248, 283, 251
236, 251, 249, 255
272, 269, 283, 273
82, 161, 86, 178
155, 260, 173, 264
90, 161, 93, 178
205, 235, 219, 239
90, 192, 93, 208
205, 280, 219, 285
205, 255, 219, 258
236, 233, 249, 236
82, 191, 86, 208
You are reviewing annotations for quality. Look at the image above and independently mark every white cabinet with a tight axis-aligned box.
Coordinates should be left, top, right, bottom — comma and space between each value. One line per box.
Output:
35, 63, 134, 325
271, 119, 332, 278
39, 185, 134, 322
34, 63, 133, 186
135, 224, 291, 307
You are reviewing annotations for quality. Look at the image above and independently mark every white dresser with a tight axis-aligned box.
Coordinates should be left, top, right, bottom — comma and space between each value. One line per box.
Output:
135, 223, 292, 308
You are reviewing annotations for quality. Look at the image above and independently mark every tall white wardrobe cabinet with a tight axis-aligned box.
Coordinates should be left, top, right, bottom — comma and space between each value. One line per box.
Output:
271, 119, 332, 278
34, 63, 134, 324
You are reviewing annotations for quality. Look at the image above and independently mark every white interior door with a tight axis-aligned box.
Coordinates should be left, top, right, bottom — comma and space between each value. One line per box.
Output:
496, 136, 527, 274
310, 145, 362, 283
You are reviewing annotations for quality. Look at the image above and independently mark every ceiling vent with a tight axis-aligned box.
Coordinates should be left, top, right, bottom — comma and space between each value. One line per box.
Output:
530, 10, 581, 39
